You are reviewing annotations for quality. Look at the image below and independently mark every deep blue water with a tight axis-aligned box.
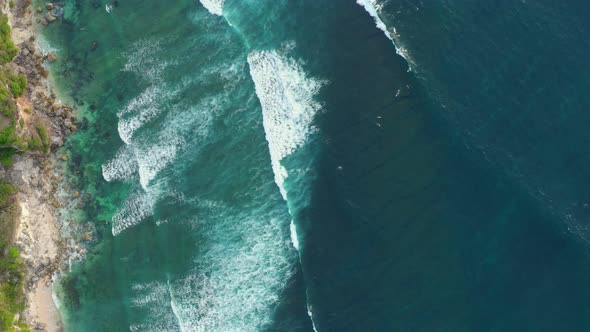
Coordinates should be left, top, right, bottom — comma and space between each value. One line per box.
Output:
37, 0, 590, 330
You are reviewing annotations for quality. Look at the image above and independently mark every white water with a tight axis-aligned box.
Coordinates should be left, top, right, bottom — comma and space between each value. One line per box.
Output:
111, 191, 155, 236
356, 0, 415, 70
247, 49, 325, 201
248, 47, 324, 332
127, 200, 296, 331
199, 0, 224, 16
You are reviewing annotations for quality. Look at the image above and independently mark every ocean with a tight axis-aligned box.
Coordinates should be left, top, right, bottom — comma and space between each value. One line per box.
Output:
38, 0, 590, 331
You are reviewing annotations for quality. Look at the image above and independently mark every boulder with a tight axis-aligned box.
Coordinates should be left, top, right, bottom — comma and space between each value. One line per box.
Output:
60, 155, 68, 161
45, 3, 54, 10
45, 12, 56, 23
36, 7, 43, 13
47, 52, 57, 62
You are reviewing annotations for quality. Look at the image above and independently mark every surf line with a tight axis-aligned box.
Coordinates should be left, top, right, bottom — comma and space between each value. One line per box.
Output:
356, 0, 415, 71
198, 2, 321, 331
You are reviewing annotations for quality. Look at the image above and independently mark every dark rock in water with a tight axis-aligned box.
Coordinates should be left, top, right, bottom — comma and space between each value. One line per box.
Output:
47, 53, 57, 62
51, 7, 64, 18
117, 94, 124, 101
45, 12, 56, 23
36, 6, 43, 13
90, 41, 98, 51
89, 104, 97, 110
112, 1, 119, 7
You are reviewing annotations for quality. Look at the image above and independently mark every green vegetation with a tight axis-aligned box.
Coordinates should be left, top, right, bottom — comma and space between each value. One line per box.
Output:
0, 9, 32, 332
0, 181, 14, 209
8, 74, 25, 98
28, 123, 50, 153
0, 150, 13, 168
0, 15, 17, 65
0, 180, 27, 331
0, 246, 29, 332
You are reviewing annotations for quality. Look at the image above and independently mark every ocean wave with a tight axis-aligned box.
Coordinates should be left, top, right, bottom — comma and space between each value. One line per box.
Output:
169, 215, 294, 332
248, 46, 325, 331
101, 145, 138, 182
111, 191, 155, 236
356, 0, 415, 70
247, 49, 325, 200
198, 0, 224, 16
129, 282, 181, 332
122, 38, 178, 80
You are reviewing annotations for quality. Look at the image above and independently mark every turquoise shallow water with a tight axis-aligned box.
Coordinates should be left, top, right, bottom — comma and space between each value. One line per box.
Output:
37, 0, 590, 331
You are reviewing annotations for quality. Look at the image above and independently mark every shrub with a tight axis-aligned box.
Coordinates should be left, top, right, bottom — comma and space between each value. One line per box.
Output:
0, 15, 17, 64
0, 150, 12, 168
0, 181, 14, 209
8, 74, 26, 98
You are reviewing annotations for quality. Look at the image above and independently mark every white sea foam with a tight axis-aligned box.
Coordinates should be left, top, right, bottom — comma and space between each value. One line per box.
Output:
290, 221, 300, 251
101, 145, 138, 182
123, 38, 177, 80
111, 192, 154, 236
248, 47, 324, 331
247, 49, 325, 200
167, 215, 294, 332
199, 0, 224, 16
356, 0, 415, 70
129, 282, 181, 332
136, 139, 180, 190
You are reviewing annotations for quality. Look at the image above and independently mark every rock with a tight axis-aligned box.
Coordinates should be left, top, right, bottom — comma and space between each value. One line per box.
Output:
45, 12, 56, 23
46, 3, 54, 10
22, 48, 30, 56
47, 52, 57, 62
82, 233, 91, 241
51, 104, 61, 111
73, 191, 80, 199
36, 6, 43, 13
55, 108, 64, 118
41, 18, 48, 26
90, 41, 98, 51
52, 200, 60, 208
60, 155, 68, 161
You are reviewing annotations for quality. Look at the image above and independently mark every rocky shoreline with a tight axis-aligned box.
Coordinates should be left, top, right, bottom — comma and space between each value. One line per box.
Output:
3, 0, 81, 331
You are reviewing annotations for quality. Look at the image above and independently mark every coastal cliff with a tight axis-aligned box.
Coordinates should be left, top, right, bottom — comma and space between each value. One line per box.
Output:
0, 0, 77, 330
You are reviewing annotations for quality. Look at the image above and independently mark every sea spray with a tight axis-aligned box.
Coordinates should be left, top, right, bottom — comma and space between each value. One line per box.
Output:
247, 48, 325, 331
